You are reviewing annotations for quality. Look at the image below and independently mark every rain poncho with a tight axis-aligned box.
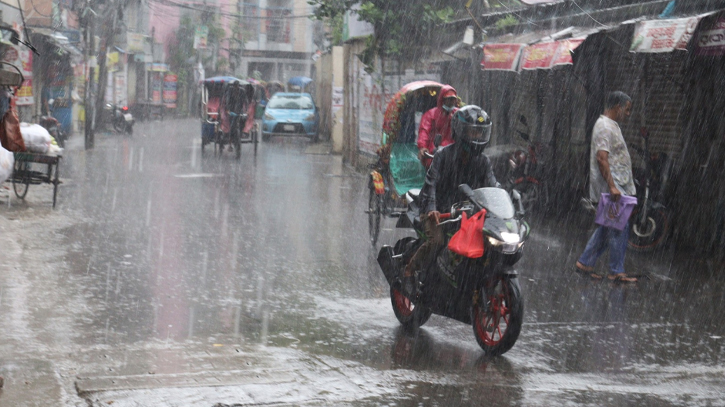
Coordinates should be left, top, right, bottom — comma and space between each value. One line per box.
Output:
417, 85, 458, 163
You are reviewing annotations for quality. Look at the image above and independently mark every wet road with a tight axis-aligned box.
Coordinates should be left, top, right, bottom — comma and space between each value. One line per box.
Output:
1, 119, 725, 406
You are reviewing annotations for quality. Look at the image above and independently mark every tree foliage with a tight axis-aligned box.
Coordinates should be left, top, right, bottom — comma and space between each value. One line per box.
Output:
308, 0, 454, 68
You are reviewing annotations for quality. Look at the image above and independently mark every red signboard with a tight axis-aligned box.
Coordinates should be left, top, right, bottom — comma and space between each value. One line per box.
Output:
520, 42, 561, 70
481, 44, 524, 71
551, 39, 585, 66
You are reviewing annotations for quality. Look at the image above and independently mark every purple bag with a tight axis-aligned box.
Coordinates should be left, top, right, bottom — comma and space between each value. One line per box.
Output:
595, 193, 637, 231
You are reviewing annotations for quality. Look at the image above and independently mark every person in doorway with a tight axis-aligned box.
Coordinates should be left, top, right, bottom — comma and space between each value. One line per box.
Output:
402, 105, 498, 296
576, 91, 638, 283
417, 85, 459, 168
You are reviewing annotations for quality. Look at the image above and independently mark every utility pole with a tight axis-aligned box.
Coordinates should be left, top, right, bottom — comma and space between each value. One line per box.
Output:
84, 4, 95, 149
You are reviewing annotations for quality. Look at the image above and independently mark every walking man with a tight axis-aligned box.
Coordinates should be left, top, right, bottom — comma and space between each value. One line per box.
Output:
576, 91, 638, 283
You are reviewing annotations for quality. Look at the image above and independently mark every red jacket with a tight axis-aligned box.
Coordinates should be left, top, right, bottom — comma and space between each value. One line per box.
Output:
417, 85, 457, 167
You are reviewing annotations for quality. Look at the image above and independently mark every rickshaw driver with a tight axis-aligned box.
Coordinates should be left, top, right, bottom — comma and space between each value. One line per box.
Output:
403, 106, 499, 297
417, 85, 459, 168
222, 81, 246, 150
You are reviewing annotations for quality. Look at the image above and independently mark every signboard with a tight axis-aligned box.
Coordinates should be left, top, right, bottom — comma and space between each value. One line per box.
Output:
126, 33, 147, 53
3, 45, 33, 105
15, 79, 33, 105
630, 16, 699, 52
551, 39, 585, 67
696, 18, 725, 56
163, 74, 178, 108
193, 26, 209, 49
520, 42, 560, 70
482, 44, 524, 71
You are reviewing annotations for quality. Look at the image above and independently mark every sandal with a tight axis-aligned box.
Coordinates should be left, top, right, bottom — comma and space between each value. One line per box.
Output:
608, 273, 637, 283
575, 262, 601, 279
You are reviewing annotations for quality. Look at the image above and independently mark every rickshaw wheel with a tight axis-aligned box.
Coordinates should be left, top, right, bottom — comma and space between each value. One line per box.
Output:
253, 125, 259, 154
368, 186, 382, 246
234, 133, 241, 159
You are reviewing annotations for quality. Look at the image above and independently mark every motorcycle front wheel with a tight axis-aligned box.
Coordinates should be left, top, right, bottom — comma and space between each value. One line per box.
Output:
390, 283, 432, 330
112, 119, 125, 133
472, 277, 523, 356
628, 206, 669, 252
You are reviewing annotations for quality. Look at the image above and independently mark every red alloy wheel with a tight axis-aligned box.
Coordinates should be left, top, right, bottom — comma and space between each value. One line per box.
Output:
392, 288, 414, 317
475, 284, 511, 347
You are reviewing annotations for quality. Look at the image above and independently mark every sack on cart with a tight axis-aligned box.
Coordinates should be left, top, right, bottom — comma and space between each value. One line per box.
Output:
0, 108, 26, 152
0, 143, 13, 184
19, 123, 52, 154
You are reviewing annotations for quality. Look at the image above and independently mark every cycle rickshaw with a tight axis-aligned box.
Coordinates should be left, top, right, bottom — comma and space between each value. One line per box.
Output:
200, 76, 257, 159
367, 80, 452, 245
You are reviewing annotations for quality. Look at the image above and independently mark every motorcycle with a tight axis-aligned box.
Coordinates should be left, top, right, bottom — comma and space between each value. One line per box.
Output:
628, 128, 672, 251
377, 184, 528, 356
39, 99, 67, 147
505, 116, 549, 214
106, 103, 134, 135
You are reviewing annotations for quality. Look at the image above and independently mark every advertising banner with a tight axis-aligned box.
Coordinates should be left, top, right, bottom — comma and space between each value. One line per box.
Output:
482, 44, 524, 71
696, 18, 725, 56
551, 39, 585, 66
630, 16, 700, 52
193, 26, 209, 49
16, 79, 33, 105
127, 33, 146, 53
163, 74, 178, 108
520, 42, 561, 70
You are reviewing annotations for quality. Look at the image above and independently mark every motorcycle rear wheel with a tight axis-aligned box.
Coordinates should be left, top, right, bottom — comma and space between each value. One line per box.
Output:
628, 207, 668, 252
113, 119, 125, 133
472, 277, 523, 356
390, 283, 432, 330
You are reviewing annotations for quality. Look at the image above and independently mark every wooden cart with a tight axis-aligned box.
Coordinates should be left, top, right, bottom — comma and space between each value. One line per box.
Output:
11, 152, 62, 208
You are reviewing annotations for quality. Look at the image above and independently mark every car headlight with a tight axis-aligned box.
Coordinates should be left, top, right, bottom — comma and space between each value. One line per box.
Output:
264, 113, 275, 120
304, 114, 316, 122
486, 232, 522, 254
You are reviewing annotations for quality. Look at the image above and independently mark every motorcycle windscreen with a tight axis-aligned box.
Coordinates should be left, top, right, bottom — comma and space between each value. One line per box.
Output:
389, 142, 426, 197
471, 188, 515, 219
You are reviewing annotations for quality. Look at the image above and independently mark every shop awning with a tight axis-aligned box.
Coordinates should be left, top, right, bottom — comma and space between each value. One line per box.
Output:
629, 11, 721, 53
481, 26, 603, 71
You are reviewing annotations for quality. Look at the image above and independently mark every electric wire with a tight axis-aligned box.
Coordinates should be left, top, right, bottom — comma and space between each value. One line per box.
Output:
27, 0, 52, 18
148, 0, 313, 19
570, 0, 606, 27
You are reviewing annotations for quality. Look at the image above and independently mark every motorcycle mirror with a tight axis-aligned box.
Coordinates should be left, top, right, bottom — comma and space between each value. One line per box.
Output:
434, 134, 442, 148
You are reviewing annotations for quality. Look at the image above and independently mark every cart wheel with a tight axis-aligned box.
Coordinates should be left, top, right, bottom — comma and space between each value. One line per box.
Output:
12, 162, 30, 200
52, 163, 60, 209
368, 186, 382, 246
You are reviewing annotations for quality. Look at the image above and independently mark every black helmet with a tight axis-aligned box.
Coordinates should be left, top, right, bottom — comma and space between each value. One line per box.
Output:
452, 105, 492, 155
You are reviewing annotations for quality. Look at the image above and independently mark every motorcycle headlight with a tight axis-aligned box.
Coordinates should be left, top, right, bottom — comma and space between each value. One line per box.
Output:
486, 232, 522, 254
264, 113, 275, 120
304, 114, 316, 122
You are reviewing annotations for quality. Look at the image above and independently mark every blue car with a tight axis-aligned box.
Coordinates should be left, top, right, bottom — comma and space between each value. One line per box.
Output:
262, 92, 319, 142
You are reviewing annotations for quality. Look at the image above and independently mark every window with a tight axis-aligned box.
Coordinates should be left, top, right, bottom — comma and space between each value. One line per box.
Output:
242, 2, 260, 40
268, 94, 314, 110
266, 0, 292, 43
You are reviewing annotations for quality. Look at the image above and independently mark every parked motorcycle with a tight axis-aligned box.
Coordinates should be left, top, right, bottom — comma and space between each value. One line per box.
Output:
505, 116, 549, 214
377, 184, 528, 356
628, 128, 672, 251
106, 103, 134, 135
40, 99, 67, 147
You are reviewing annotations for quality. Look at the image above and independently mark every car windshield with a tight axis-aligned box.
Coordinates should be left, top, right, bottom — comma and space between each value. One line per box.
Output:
471, 188, 515, 219
268, 95, 314, 109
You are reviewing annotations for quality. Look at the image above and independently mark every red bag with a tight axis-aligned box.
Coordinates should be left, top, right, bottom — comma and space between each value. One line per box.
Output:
447, 209, 487, 258
0, 107, 26, 152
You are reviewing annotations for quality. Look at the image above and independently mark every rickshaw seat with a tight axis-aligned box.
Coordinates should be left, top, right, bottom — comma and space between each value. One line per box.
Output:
389, 143, 426, 197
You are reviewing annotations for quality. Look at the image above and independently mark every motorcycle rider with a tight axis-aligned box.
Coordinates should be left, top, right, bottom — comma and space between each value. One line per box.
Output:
403, 105, 498, 296
417, 85, 459, 168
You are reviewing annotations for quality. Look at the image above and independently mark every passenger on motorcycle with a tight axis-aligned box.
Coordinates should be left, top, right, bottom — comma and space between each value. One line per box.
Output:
417, 85, 459, 168
403, 105, 498, 296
